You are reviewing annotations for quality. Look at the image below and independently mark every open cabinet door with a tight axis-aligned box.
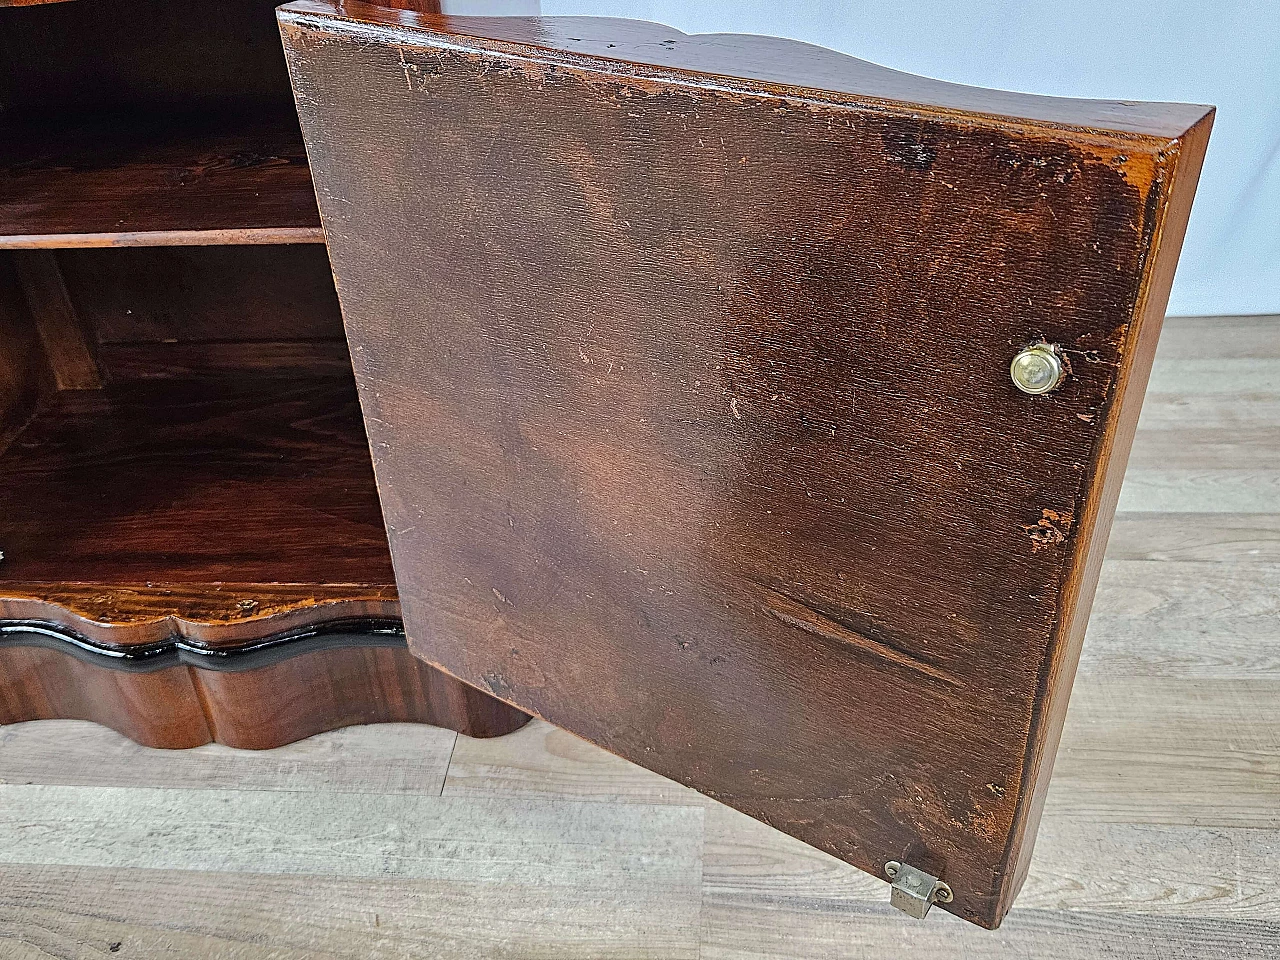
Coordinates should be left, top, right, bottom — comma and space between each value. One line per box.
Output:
278, 0, 1211, 928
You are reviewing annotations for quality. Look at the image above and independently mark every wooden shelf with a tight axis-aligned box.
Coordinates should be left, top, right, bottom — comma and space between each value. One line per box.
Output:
0, 112, 324, 248
0, 375, 396, 645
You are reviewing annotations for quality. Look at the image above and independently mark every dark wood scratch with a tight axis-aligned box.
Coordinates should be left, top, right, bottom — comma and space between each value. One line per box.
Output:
760, 587, 962, 688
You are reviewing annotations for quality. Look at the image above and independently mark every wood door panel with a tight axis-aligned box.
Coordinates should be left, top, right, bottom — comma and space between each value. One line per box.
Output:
279, 1, 1211, 927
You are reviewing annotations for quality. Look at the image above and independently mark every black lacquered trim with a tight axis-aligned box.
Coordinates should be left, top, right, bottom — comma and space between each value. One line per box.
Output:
0, 618, 407, 673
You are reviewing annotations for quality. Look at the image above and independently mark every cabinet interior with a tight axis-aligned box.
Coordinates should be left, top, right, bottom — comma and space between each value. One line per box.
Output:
0, 0, 396, 642
0, 0, 321, 246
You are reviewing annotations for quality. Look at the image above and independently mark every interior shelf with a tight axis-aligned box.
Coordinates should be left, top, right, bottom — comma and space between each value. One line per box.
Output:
0, 375, 397, 645
0, 112, 324, 248
1, 0, 323, 247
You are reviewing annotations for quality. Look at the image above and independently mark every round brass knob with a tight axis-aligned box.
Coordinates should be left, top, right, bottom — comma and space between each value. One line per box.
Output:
1010, 344, 1064, 395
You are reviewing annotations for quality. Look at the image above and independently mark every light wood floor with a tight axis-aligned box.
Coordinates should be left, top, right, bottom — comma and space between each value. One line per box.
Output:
2, 314, 1278, 959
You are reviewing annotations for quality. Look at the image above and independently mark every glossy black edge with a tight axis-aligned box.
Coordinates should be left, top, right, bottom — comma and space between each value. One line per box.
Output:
0, 618, 407, 673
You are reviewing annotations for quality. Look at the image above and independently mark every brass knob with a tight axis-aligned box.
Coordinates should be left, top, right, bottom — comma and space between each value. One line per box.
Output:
1010, 344, 1064, 395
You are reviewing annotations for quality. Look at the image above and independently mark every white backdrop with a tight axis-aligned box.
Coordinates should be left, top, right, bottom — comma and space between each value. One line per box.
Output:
520, 1, 1280, 317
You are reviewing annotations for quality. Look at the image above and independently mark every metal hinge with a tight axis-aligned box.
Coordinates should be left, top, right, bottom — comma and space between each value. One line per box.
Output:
884, 861, 953, 919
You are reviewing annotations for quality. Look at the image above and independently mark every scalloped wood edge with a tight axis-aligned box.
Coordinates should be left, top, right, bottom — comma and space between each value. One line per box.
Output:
0, 620, 532, 748
281, 0, 1210, 140
0, 583, 401, 647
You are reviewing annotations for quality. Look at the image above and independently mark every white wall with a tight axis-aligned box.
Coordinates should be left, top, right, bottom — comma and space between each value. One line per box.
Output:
539, 1, 1280, 317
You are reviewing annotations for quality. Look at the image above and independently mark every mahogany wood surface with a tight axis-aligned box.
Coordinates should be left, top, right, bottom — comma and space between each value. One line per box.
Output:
0, 269, 532, 744
281, 3, 1211, 927
0, 253, 50, 452
0, 113, 322, 248
56, 244, 344, 347
12, 251, 103, 390
0, 0, 323, 246
0, 0, 528, 750
0, 640, 530, 749
0, 375, 397, 644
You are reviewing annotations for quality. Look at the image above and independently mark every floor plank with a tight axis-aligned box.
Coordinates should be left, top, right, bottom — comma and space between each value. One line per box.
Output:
0, 864, 700, 960
1148, 315, 1280, 360
1050, 678, 1280, 828
1117, 469, 1280, 513
700, 896, 1279, 960
702, 802, 1280, 918
0, 788, 704, 959
0, 721, 457, 794
1105, 513, 1280, 563
0, 785, 701, 885
444, 719, 707, 806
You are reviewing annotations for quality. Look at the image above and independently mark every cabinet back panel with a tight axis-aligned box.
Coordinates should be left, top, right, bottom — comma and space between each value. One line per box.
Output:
51, 246, 347, 381
0, 0, 295, 116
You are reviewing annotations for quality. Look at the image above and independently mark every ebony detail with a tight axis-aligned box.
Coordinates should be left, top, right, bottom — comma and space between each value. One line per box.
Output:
0, 617, 407, 673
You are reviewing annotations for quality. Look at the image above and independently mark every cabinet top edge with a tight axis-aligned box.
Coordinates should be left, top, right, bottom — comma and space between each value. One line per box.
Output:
277, 0, 1213, 145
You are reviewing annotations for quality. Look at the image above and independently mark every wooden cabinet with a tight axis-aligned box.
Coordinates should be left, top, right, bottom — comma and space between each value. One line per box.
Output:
0, 0, 529, 747
0, 0, 1213, 930
279, 0, 1212, 928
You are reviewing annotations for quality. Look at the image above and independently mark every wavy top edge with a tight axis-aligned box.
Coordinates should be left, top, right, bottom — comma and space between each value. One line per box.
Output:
279, 0, 1212, 142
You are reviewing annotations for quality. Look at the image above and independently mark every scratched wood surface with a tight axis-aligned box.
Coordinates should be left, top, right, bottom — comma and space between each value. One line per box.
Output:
0, 316, 1274, 956
280, 2, 1212, 927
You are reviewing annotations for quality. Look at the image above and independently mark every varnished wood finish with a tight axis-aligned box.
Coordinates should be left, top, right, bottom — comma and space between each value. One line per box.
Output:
53, 244, 347, 380
0, 0, 322, 246
0, 376, 397, 644
11, 251, 102, 390
0, 254, 51, 454
0, 113, 322, 248
282, 4, 1212, 927
56, 245, 344, 348
0, 0, 527, 749
0, 639, 530, 749
1004, 106, 1216, 909
0, 261, 532, 744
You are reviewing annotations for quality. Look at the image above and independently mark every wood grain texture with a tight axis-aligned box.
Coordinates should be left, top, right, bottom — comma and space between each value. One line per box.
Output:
10, 251, 101, 390
0, 377, 396, 644
55, 244, 344, 348
445, 718, 709, 806
0, 113, 322, 248
289, 0, 1208, 137
0, 784, 700, 881
281, 3, 1212, 927
1107, 513, 1280, 562
1, 315, 1274, 956
50, 244, 349, 381
699, 899, 1278, 960
0, 860, 703, 960
0, 718, 458, 793
702, 803, 1280, 920
0, 253, 51, 454
0, 639, 530, 748
0, 790, 704, 959
0, 0, 324, 246
0, 308, 531, 747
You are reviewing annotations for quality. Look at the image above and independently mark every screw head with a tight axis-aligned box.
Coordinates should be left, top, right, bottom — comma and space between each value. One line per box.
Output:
1010, 344, 1064, 395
